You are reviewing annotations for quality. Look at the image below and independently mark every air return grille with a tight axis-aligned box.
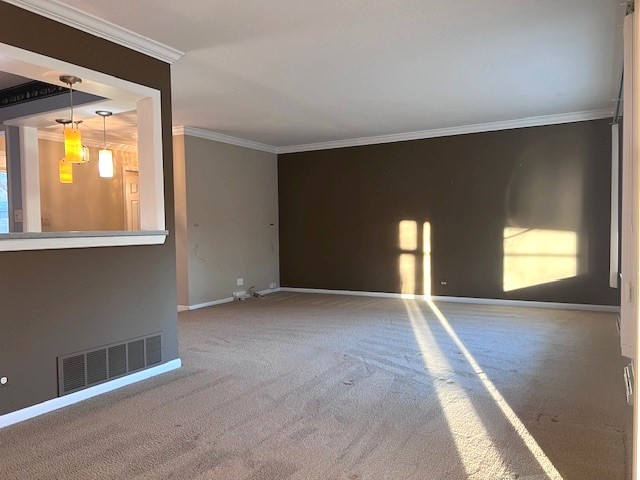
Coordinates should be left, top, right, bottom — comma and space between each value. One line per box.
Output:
58, 333, 163, 395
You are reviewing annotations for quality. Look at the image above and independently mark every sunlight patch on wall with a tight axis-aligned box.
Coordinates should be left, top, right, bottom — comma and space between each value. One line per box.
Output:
399, 253, 416, 296
398, 220, 431, 297
503, 227, 578, 292
399, 220, 418, 251
423, 222, 431, 296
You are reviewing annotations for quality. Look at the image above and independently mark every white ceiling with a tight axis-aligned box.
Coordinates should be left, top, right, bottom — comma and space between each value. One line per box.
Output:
57, 0, 624, 148
38, 110, 138, 146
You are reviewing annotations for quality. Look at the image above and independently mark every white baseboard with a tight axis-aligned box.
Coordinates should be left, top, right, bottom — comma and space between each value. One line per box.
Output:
179, 288, 281, 312
0, 358, 182, 430
279, 287, 620, 313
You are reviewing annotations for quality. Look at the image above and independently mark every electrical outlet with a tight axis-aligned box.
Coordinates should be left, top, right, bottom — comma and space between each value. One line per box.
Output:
270, 283, 277, 289
13, 210, 23, 223
237, 278, 244, 286
42, 216, 52, 227
0, 377, 8, 385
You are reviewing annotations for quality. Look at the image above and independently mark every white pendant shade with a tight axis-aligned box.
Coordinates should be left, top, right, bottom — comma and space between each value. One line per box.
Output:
99, 149, 114, 178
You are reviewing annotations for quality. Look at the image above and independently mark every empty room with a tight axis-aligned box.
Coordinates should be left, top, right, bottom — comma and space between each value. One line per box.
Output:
0, 1, 638, 479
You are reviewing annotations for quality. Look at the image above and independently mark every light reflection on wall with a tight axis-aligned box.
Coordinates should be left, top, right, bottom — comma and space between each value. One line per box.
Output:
503, 228, 578, 292
398, 220, 432, 297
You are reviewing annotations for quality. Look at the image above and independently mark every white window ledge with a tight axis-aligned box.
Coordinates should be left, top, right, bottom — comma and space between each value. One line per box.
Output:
0, 230, 168, 252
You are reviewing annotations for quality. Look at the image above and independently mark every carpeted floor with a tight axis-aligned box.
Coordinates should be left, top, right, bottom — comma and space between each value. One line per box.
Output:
0, 292, 631, 479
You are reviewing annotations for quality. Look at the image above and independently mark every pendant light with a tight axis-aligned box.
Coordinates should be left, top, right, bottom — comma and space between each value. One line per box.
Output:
59, 75, 84, 163
55, 119, 73, 183
96, 111, 114, 178
59, 159, 73, 184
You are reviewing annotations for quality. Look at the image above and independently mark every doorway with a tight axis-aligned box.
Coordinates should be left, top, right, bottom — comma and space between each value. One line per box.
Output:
123, 168, 140, 231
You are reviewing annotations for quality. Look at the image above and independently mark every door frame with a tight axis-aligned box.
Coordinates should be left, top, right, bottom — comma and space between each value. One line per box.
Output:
122, 166, 140, 231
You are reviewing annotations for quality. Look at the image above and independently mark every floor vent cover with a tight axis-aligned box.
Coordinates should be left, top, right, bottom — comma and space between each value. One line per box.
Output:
58, 333, 163, 395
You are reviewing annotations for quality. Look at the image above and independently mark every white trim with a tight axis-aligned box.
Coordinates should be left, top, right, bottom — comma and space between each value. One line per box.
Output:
279, 287, 621, 313
277, 109, 615, 154
172, 126, 278, 154
173, 110, 613, 156
0, 233, 167, 251
38, 130, 136, 151
181, 288, 281, 311
187, 297, 234, 310
610, 123, 620, 288
0, 359, 181, 429
0, 41, 167, 248
3, 0, 184, 64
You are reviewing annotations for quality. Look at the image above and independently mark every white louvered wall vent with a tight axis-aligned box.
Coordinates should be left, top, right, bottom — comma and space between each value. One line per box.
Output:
58, 333, 163, 395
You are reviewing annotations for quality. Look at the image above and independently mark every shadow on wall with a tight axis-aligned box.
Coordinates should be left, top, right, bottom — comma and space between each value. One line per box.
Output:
398, 139, 591, 297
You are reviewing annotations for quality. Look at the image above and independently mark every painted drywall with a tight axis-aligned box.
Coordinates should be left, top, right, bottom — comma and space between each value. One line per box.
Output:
279, 119, 620, 306
173, 134, 189, 306
38, 139, 138, 231
0, 3, 178, 416
175, 135, 279, 306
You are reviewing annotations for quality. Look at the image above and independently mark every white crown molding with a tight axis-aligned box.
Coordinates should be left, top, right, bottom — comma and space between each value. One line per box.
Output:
172, 125, 278, 154
172, 109, 613, 156
277, 108, 615, 154
38, 130, 137, 151
3, 0, 184, 64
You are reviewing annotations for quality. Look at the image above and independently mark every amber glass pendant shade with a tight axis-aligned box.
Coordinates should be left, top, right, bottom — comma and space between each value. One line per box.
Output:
59, 158, 73, 184
64, 127, 83, 163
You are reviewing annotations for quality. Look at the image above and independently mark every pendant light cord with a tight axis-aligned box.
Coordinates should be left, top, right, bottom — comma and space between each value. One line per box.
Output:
103, 115, 107, 148
69, 84, 74, 126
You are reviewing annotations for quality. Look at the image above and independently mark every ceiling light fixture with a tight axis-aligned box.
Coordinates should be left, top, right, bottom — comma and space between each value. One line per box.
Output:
59, 75, 83, 163
96, 111, 114, 178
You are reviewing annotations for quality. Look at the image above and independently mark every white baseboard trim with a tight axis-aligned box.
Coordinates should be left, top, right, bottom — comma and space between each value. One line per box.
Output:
180, 288, 281, 311
0, 358, 182, 430
279, 287, 620, 313
186, 297, 234, 311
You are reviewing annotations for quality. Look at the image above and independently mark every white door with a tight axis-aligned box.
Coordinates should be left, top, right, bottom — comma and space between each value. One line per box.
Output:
124, 169, 140, 231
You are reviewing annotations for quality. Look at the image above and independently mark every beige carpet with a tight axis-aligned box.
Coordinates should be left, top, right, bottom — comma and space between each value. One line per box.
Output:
0, 292, 631, 479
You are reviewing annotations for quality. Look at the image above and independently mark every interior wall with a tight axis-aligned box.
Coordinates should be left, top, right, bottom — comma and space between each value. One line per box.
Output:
173, 134, 189, 306
279, 119, 620, 306
177, 135, 279, 306
0, 3, 179, 416
38, 139, 136, 231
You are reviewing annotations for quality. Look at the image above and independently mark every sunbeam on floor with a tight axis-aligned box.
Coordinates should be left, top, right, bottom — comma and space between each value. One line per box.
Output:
0, 292, 630, 480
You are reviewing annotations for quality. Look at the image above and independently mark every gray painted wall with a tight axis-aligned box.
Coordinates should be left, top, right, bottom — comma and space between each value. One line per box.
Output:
0, 4, 178, 416
173, 135, 189, 306
174, 135, 279, 306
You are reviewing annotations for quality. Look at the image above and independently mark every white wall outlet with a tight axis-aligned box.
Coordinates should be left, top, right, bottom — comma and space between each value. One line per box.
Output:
237, 278, 244, 286
0, 377, 8, 385
270, 283, 277, 289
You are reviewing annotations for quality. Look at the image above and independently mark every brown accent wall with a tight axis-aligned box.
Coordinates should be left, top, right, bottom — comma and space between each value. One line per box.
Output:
0, 4, 178, 415
279, 119, 620, 306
